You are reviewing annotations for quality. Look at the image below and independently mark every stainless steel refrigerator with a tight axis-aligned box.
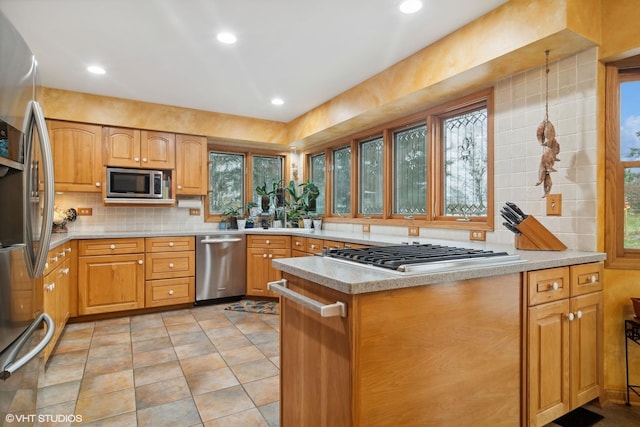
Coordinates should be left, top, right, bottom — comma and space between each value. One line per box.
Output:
0, 9, 55, 420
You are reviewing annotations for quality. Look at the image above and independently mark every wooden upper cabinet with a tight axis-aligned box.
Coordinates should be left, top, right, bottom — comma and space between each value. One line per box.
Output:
175, 134, 207, 195
47, 120, 103, 192
104, 127, 175, 169
104, 127, 141, 168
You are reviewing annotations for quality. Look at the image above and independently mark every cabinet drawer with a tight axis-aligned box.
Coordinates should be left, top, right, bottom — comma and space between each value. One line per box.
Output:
79, 238, 144, 256
527, 267, 570, 306
323, 240, 344, 250
247, 235, 291, 249
146, 277, 194, 307
45, 242, 72, 272
292, 236, 307, 252
145, 251, 195, 279
145, 236, 195, 253
306, 238, 323, 253
570, 262, 603, 297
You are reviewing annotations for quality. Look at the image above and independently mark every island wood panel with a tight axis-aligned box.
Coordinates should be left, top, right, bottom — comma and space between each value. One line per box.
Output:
355, 273, 522, 427
280, 274, 354, 427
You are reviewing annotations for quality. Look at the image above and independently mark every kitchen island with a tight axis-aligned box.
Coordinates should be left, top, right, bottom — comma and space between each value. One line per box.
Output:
272, 246, 606, 427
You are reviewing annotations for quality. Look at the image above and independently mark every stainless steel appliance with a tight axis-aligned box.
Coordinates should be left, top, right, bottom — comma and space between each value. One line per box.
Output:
106, 167, 163, 199
0, 9, 55, 419
195, 234, 246, 303
325, 243, 523, 274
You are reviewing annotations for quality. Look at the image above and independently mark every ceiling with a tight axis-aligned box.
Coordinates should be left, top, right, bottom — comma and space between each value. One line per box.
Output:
0, 0, 507, 123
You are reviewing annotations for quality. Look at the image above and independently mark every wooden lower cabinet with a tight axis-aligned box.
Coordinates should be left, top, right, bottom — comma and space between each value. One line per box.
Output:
279, 272, 522, 426
527, 263, 603, 427
246, 235, 290, 297
144, 236, 195, 307
42, 245, 72, 362
78, 239, 145, 315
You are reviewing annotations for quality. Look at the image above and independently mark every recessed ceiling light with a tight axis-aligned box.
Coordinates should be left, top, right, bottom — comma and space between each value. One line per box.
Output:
271, 98, 284, 106
87, 65, 106, 75
399, 0, 423, 14
216, 32, 237, 44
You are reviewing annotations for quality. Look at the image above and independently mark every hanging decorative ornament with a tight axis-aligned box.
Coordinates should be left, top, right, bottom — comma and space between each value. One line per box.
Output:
535, 50, 560, 198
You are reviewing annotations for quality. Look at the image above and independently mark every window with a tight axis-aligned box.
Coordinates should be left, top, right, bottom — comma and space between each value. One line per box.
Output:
359, 136, 384, 215
605, 60, 640, 268
306, 89, 492, 229
208, 152, 245, 214
333, 146, 351, 215
441, 107, 488, 218
206, 148, 286, 222
393, 125, 427, 216
251, 155, 284, 204
310, 153, 326, 214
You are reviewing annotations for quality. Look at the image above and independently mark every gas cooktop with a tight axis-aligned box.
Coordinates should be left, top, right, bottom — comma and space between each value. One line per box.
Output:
325, 243, 524, 274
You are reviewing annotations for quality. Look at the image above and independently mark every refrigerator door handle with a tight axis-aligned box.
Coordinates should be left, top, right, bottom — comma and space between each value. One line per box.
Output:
1, 313, 54, 380
24, 100, 54, 278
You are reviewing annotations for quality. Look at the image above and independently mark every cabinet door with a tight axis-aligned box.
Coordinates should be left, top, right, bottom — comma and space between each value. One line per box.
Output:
570, 291, 603, 408
104, 126, 141, 168
57, 258, 71, 330
140, 130, 175, 169
47, 120, 103, 192
176, 134, 207, 195
78, 254, 144, 315
42, 268, 57, 362
528, 299, 570, 427
246, 248, 270, 296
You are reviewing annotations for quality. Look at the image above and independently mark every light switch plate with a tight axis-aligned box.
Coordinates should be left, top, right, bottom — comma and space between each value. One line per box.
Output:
546, 194, 562, 216
408, 226, 419, 236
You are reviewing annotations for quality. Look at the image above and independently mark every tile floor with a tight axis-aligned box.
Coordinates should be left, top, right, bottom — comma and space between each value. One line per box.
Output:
34, 302, 640, 427
35, 304, 280, 426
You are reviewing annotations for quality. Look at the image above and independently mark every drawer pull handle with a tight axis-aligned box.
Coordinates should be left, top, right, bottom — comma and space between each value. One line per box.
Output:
168, 290, 174, 295
168, 263, 174, 268
50, 256, 58, 262
590, 275, 597, 283
310, 244, 316, 249
110, 244, 116, 250
551, 282, 559, 291
62, 268, 69, 275
268, 279, 347, 318
142, 157, 147, 163
201, 238, 242, 244
134, 157, 140, 162
65, 248, 72, 253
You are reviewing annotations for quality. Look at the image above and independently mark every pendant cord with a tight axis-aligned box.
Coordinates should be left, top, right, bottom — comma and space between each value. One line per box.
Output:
544, 50, 550, 122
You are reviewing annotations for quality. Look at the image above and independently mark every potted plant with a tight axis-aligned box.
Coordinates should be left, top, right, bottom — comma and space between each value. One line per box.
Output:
221, 205, 242, 229
300, 179, 320, 213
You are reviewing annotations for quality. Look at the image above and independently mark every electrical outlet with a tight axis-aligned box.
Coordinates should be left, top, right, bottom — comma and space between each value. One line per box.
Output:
408, 226, 419, 237
546, 194, 562, 216
189, 208, 201, 216
469, 230, 486, 241
362, 224, 370, 232
77, 207, 92, 216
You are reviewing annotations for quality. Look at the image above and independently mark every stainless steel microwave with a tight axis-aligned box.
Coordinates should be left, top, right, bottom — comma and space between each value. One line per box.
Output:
106, 167, 163, 199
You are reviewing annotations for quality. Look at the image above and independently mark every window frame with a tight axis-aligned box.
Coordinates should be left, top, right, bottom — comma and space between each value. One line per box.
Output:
205, 144, 288, 223
605, 59, 640, 269
304, 88, 494, 231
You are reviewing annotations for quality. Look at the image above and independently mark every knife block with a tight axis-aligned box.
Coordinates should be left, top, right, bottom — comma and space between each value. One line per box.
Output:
514, 215, 567, 251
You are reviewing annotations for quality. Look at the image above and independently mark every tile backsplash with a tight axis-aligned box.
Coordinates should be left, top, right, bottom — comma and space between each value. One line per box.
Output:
54, 48, 599, 251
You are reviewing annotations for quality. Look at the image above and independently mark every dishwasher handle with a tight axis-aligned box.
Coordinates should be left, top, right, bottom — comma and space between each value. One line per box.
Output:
268, 279, 347, 318
200, 237, 243, 244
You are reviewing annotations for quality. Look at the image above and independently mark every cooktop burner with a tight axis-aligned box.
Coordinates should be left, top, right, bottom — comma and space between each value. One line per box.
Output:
325, 243, 523, 273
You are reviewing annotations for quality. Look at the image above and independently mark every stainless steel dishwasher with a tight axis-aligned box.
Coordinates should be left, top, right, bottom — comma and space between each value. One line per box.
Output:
195, 234, 246, 304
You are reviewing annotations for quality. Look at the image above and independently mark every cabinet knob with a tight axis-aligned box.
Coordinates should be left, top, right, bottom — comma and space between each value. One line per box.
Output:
59, 251, 66, 257
169, 242, 174, 247
296, 241, 301, 246
177, 185, 182, 190
110, 244, 116, 250
95, 182, 101, 187
142, 157, 147, 163
590, 275, 597, 283
266, 240, 270, 244
51, 256, 58, 262
344, 244, 352, 248
576, 310, 583, 319
310, 244, 316, 250
567, 312, 575, 321
168, 263, 174, 268
134, 157, 140, 162
44, 262, 49, 270
168, 290, 174, 295
263, 254, 267, 258
551, 282, 559, 291
62, 268, 69, 275
45, 283, 55, 292
65, 248, 72, 254
269, 254, 273, 258
138, 260, 143, 265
